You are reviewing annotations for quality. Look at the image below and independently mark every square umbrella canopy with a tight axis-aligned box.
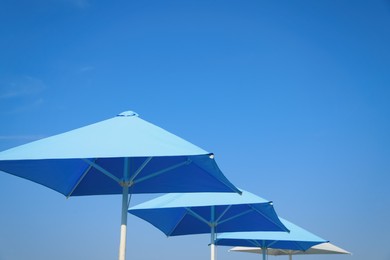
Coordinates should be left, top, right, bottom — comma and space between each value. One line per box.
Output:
215, 218, 328, 260
0, 111, 241, 260
128, 189, 289, 260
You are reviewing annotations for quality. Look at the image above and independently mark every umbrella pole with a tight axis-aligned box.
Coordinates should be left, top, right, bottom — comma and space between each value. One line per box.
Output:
119, 184, 129, 260
262, 247, 266, 260
211, 227, 215, 260
289, 254, 292, 260
119, 158, 130, 260
210, 206, 216, 260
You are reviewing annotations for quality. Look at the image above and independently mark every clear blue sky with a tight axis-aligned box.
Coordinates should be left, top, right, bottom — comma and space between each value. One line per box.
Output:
0, 0, 389, 260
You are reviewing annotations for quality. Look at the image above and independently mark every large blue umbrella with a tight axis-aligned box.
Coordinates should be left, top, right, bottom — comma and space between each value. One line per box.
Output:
128, 189, 289, 260
0, 111, 240, 260
215, 218, 328, 260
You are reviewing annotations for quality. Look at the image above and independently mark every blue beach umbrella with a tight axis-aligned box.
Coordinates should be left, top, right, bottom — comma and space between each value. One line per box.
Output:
0, 111, 240, 260
128, 189, 289, 260
215, 218, 328, 260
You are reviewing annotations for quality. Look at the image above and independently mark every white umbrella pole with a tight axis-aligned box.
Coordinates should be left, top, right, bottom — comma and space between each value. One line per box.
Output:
211, 226, 215, 260
211, 206, 216, 260
119, 158, 130, 260
119, 185, 129, 260
289, 254, 292, 260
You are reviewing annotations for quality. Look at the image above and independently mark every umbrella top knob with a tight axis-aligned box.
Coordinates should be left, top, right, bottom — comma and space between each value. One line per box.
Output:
117, 111, 139, 117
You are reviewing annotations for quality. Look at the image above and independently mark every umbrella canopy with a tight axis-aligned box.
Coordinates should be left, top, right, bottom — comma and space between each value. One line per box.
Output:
230, 242, 351, 260
128, 189, 289, 260
0, 111, 240, 260
0, 111, 240, 196
215, 218, 327, 260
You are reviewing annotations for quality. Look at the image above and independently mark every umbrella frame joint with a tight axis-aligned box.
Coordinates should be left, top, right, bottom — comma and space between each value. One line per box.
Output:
119, 180, 133, 187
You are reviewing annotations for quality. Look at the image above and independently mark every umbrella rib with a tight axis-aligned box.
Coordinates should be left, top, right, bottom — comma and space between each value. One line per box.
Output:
66, 160, 95, 198
166, 211, 189, 236
82, 159, 122, 183
247, 239, 263, 248
133, 159, 191, 184
294, 241, 309, 251
129, 157, 153, 183
217, 209, 253, 225
248, 203, 290, 232
185, 207, 211, 226
278, 249, 295, 255
267, 240, 279, 248
215, 205, 232, 223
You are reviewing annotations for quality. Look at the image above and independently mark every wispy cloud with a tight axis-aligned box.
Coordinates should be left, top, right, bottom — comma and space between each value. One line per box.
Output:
0, 76, 46, 115
6, 98, 45, 114
0, 76, 45, 99
66, 0, 90, 9
79, 66, 95, 73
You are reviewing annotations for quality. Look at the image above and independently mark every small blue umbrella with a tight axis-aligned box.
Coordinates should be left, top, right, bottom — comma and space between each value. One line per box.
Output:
215, 218, 328, 260
128, 189, 289, 260
0, 111, 240, 260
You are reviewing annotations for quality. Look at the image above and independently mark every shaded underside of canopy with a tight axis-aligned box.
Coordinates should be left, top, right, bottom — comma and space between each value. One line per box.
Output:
0, 112, 240, 196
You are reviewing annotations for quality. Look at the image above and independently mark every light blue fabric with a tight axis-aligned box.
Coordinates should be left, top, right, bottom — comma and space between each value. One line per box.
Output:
0, 111, 208, 159
128, 189, 289, 236
215, 218, 327, 251
0, 111, 240, 196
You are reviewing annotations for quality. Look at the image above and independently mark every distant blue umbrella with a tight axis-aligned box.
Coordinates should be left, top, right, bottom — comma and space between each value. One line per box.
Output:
0, 111, 240, 260
128, 189, 289, 260
215, 218, 328, 260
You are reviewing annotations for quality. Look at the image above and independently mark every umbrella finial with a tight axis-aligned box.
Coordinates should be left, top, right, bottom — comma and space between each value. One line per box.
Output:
117, 111, 139, 117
